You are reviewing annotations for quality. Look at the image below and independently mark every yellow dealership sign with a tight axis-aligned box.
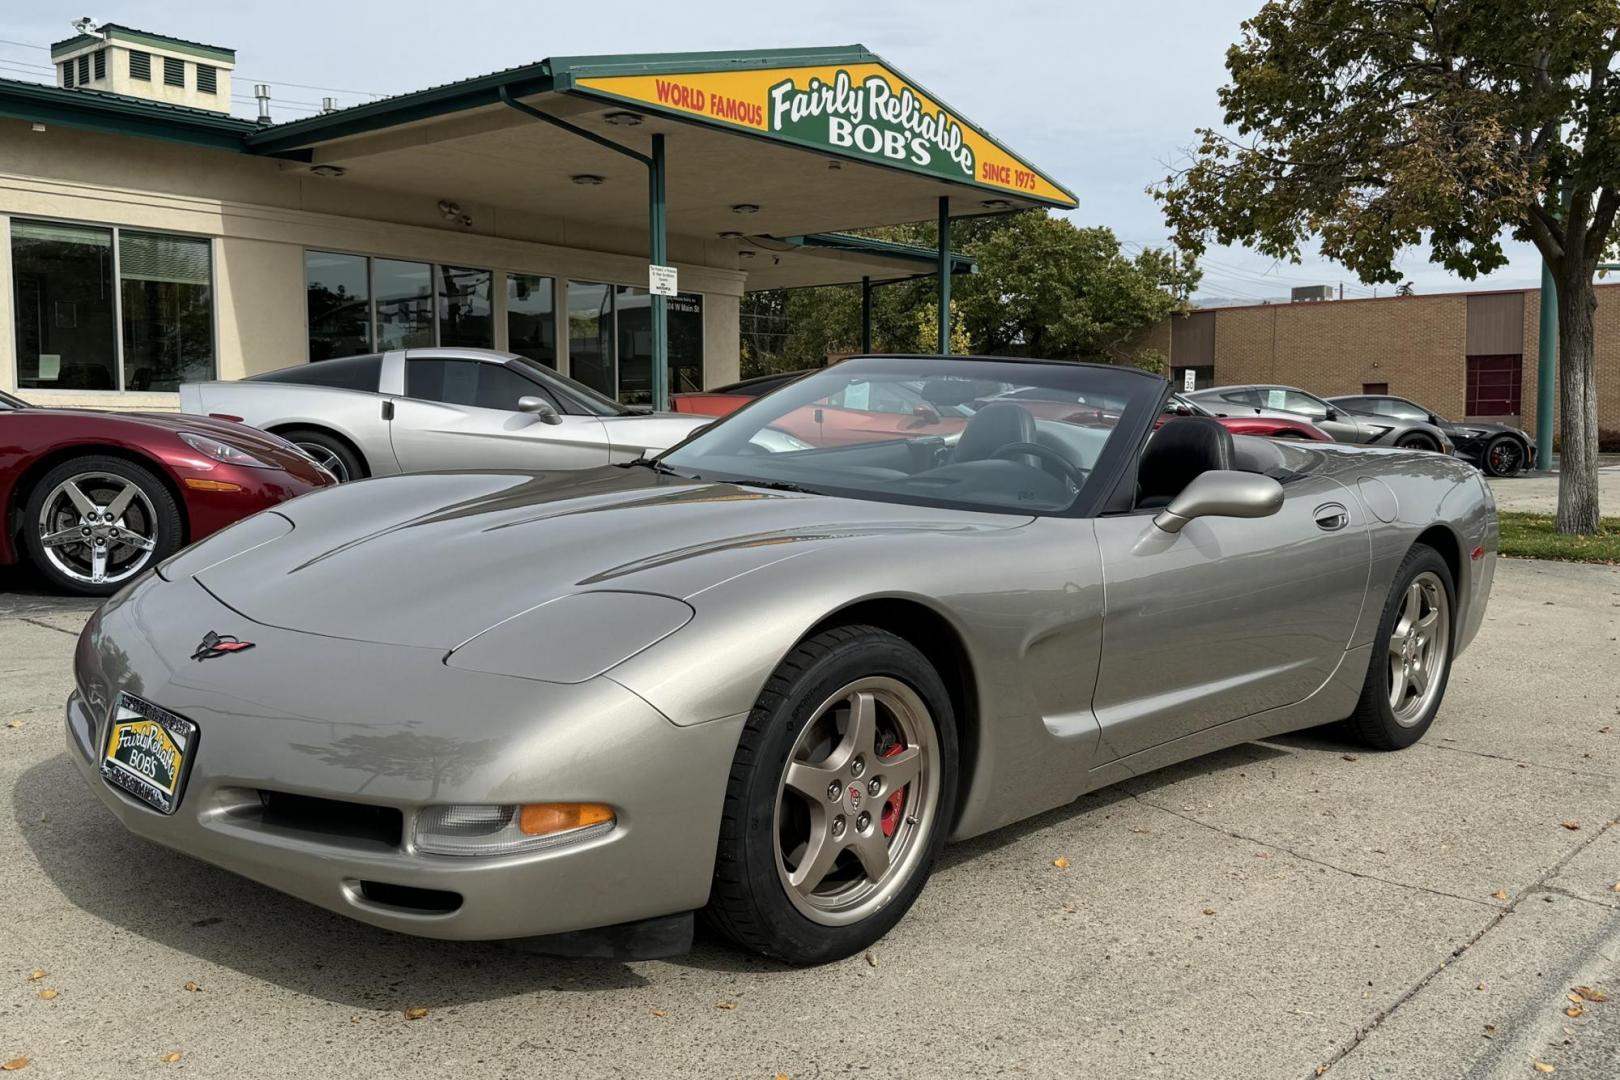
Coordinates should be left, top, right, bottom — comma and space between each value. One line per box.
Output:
570, 59, 1076, 209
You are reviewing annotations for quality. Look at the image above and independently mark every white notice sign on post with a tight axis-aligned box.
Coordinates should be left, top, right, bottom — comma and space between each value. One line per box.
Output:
649, 264, 678, 297
1183, 368, 1196, 392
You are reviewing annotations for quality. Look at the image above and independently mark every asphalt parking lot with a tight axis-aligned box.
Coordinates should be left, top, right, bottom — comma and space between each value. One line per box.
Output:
3, 553, 1618, 1079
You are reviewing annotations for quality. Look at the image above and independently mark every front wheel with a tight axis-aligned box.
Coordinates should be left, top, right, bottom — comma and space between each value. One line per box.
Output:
1482, 435, 1526, 477
1345, 545, 1455, 750
21, 456, 183, 596
705, 625, 958, 964
1395, 433, 1439, 452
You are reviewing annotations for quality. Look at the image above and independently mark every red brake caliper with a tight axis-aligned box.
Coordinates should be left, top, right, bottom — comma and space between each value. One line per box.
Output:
880, 740, 906, 838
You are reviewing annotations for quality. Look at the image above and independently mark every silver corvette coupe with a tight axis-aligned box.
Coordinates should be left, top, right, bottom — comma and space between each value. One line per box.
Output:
73, 355, 1497, 964
179, 348, 713, 482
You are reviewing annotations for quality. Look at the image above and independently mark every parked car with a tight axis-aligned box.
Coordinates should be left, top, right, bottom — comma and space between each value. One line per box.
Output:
671, 369, 811, 417
1327, 394, 1535, 477
1161, 394, 1331, 440
73, 354, 1496, 964
181, 349, 713, 482
0, 388, 332, 595
1187, 384, 1455, 453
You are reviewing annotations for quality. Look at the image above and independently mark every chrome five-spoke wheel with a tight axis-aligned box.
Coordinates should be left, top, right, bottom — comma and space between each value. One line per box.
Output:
294, 441, 349, 482
37, 471, 160, 588
773, 677, 941, 926
1387, 571, 1450, 726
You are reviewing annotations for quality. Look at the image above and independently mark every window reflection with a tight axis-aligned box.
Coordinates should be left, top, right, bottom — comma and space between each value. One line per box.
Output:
568, 280, 613, 397
507, 274, 555, 367
374, 259, 433, 350
306, 251, 371, 360
11, 220, 118, 390
437, 265, 492, 349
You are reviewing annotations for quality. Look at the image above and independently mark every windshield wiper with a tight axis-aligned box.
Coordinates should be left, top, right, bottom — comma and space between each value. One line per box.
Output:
729, 478, 823, 495
619, 457, 691, 478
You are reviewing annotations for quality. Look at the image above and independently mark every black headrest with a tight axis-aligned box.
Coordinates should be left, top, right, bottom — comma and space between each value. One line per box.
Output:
955, 402, 1037, 462
1138, 416, 1234, 505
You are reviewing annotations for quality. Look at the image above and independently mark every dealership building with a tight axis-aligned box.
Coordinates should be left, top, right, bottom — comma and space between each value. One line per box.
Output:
1147, 283, 1620, 439
0, 24, 1072, 410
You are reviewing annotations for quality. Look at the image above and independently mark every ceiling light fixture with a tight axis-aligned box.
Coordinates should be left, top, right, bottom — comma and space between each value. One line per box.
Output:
738, 250, 756, 259
603, 111, 644, 126
731, 204, 760, 215
572, 174, 606, 186
310, 164, 346, 178
718, 230, 745, 240
981, 198, 1014, 210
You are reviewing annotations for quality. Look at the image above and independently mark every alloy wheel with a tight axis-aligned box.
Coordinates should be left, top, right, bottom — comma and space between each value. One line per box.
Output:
36, 472, 159, 587
1488, 440, 1522, 476
295, 441, 349, 482
1388, 571, 1450, 726
773, 677, 941, 926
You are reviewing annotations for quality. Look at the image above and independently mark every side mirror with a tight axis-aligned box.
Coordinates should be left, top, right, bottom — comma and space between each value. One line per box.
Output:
1323, 406, 1340, 421
517, 396, 562, 425
1153, 470, 1285, 534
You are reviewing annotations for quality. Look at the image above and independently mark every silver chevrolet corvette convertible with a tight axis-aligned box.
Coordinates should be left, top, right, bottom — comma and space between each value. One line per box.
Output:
71, 355, 1497, 964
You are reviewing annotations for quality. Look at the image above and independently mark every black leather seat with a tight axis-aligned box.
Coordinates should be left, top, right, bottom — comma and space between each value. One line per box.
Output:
1137, 416, 1234, 509
955, 402, 1037, 463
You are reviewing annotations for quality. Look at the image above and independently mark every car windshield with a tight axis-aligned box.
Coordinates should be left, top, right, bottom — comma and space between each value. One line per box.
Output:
658, 356, 1159, 514
0, 389, 26, 410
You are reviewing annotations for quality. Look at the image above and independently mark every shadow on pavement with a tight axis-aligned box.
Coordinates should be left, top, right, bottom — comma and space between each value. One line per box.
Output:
14, 752, 648, 1006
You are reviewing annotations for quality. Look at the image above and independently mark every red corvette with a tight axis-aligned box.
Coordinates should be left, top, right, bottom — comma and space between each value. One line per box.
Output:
1, 388, 334, 595
1159, 394, 1331, 440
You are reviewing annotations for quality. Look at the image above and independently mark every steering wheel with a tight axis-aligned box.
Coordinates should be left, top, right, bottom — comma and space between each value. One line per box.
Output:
990, 441, 1085, 487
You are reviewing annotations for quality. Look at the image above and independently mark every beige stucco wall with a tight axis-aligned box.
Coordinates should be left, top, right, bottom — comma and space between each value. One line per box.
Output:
1, 120, 746, 408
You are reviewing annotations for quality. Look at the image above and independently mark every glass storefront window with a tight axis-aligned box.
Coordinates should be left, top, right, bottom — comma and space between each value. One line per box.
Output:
437, 265, 492, 348
506, 274, 556, 367
374, 259, 434, 351
615, 287, 703, 405
568, 280, 614, 397
11, 220, 118, 390
119, 231, 213, 391
306, 251, 371, 360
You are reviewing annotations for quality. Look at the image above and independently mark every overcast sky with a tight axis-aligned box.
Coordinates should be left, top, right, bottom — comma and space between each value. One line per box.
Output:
3, 0, 1545, 301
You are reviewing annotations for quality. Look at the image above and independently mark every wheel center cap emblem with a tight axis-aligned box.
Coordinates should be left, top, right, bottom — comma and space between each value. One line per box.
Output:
847, 785, 862, 811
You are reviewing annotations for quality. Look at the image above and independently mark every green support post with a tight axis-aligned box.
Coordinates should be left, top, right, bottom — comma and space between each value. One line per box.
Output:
861, 275, 873, 353
937, 197, 951, 355
649, 133, 669, 412
1536, 260, 1556, 471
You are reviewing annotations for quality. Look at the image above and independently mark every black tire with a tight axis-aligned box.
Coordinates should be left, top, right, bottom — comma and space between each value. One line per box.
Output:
277, 428, 365, 482
20, 455, 183, 597
705, 625, 959, 965
1395, 433, 1439, 452
1482, 435, 1527, 478
1345, 544, 1456, 750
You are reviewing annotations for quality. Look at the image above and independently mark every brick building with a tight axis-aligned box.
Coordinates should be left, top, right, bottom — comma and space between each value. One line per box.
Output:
1144, 284, 1620, 438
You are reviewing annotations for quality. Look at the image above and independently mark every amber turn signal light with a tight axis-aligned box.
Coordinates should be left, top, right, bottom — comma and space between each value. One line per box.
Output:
182, 478, 244, 493
518, 802, 615, 836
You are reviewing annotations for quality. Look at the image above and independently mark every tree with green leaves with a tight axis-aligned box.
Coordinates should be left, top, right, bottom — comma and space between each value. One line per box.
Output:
1156, 0, 1620, 534
741, 212, 1194, 377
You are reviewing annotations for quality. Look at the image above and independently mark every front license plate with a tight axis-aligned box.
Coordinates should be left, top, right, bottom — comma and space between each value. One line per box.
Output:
100, 693, 198, 815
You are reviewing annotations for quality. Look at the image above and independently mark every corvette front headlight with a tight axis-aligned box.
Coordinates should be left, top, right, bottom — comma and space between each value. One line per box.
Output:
413, 803, 615, 857
178, 431, 275, 469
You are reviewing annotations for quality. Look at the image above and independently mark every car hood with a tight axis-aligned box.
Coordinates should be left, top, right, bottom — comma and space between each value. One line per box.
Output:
19, 407, 325, 479
183, 466, 1026, 649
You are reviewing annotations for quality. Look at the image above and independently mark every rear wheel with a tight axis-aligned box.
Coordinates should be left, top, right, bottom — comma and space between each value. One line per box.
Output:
1345, 545, 1455, 750
21, 456, 182, 596
705, 625, 958, 964
278, 428, 364, 483
1395, 433, 1439, 452
1482, 435, 1526, 477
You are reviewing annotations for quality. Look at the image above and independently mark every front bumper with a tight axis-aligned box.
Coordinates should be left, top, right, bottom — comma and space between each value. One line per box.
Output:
68, 574, 744, 941
177, 461, 333, 543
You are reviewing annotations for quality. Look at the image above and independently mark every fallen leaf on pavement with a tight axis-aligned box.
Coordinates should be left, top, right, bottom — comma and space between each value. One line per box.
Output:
650, 1009, 667, 1018
1533, 1063, 1555, 1073
25, 971, 45, 982
1568, 993, 1583, 1003
1483, 1023, 1496, 1038
402, 1007, 429, 1020
1342, 753, 1358, 761
1052, 857, 1070, 869
1491, 889, 1508, 901
1566, 1005, 1583, 1018
1613, 882, 1620, 893
0, 1059, 27, 1072
1572, 986, 1610, 1002
35, 990, 56, 1001
1600, 725, 1612, 734
160, 1052, 181, 1063
716, 1001, 737, 1010
1202, 907, 1217, 916
1561, 821, 1581, 830
1314, 1066, 1327, 1076
864, 951, 877, 968
183, 981, 202, 992
6, 721, 21, 730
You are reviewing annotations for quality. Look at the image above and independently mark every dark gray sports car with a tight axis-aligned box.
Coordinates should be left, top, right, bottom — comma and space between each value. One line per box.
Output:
69, 355, 1497, 964
1328, 394, 1535, 477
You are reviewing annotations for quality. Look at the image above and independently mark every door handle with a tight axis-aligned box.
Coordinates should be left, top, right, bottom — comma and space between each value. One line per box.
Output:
381, 400, 395, 421
1313, 502, 1349, 531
